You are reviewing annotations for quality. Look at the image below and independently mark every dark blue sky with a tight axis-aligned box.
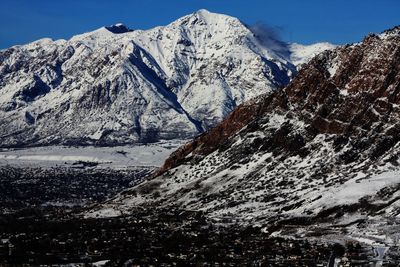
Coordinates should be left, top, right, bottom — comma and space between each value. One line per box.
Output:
1, 0, 399, 49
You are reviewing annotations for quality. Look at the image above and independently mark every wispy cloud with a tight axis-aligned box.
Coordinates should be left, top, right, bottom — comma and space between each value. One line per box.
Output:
249, 22, 289, 56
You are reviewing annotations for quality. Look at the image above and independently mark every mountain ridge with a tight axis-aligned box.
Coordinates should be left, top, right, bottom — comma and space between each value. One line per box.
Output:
0, 10, 334, 147
88, 25, 400, 244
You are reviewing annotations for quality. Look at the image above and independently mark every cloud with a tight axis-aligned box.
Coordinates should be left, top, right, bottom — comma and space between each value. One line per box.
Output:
249, 22, 289, 56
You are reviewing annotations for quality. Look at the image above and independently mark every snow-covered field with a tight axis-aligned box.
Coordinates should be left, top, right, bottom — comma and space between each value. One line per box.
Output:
0, 141, 185, 169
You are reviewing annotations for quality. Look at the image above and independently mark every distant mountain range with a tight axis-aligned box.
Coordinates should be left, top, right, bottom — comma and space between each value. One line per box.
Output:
89, 26, 400, 243
0, 9, 334, 147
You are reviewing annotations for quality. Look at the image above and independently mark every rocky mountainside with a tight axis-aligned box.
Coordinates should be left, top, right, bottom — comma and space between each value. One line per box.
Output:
0, 10, 333, 147
89, 26, 400, 243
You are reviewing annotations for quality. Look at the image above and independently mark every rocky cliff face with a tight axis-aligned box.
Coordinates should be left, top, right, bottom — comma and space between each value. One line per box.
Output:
0, 10, 332, 147
89, 26, 400, 242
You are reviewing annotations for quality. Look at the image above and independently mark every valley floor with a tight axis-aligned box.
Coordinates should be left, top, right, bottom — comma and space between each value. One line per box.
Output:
0, 141, 185, 169
1, 207, 400, 266
0, 166, 398, 266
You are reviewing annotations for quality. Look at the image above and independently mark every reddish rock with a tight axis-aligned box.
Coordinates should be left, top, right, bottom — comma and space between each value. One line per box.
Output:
156, 26, 400, 175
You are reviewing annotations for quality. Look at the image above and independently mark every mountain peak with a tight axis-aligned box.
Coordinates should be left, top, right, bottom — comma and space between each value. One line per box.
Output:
380, 25, 400, 39
105, 23, 132, 34
0, 10, 333, 147
180, 9, 238, 26
195, 9, 212, 16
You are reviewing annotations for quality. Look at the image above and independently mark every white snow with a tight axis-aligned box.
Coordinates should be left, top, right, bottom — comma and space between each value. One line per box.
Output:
327, 61, 340, 77
92, 260, 110, 267
289, 42, 336, 67
0, 10, 334, 147
303, 170, 400, 211
0, 140, 185, 169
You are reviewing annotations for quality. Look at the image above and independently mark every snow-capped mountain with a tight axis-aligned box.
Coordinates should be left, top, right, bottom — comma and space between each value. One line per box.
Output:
0, 9, 333, 147
289, 42, 337, 67
89, 26, 400, 242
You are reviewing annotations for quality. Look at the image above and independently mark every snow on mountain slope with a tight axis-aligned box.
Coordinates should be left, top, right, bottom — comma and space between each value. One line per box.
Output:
87, 26, 400, 241
289, 42, 337, 67
0, 10, 331, 147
